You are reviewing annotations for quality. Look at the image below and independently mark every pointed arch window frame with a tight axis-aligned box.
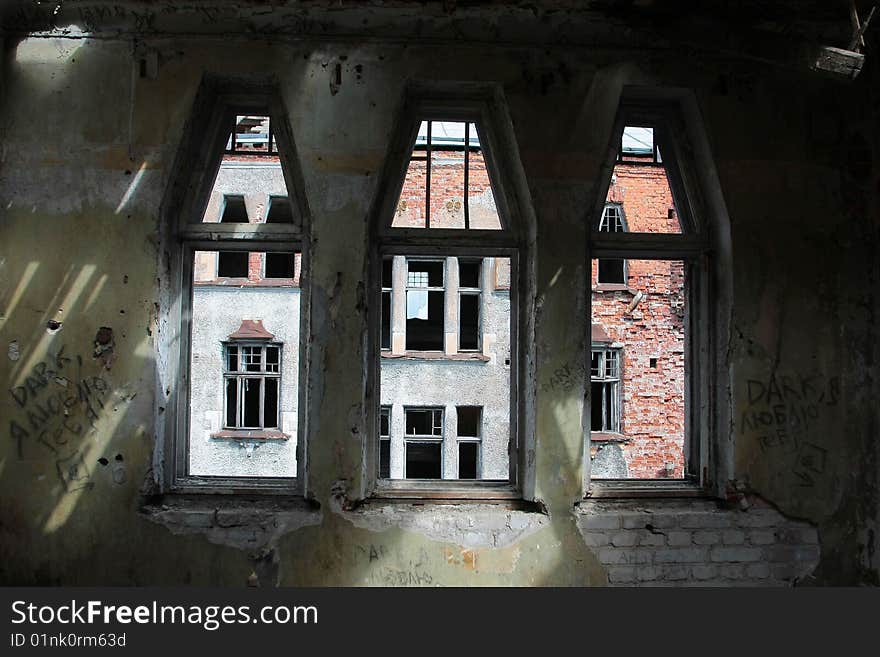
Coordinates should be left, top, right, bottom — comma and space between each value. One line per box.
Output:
376, 87, 526, 249
160, 78, 312, 495
367, 83, 536, 500
587, 91, 719, 497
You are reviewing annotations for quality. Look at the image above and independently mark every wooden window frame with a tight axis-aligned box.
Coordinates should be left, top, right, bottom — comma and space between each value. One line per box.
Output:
586, 92, 719, 499
159, 78, 311, 496
366, 82, 536, 501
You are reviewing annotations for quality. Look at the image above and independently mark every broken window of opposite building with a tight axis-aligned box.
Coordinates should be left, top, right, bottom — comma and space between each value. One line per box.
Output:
379, 254, 513, 482
456, 406, 482, 479
223, 341, 281, 431
166, 86, 308, 493
589, 111, 704, 486
373, 90, 528, 494
590, 348, 621, 434
597, 204, 627, 285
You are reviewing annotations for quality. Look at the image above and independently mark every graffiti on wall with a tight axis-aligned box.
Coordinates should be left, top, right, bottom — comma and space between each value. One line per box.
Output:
739, 373, 839, 488
540, 361, 587, 395
7, 345, 110, 491
354, 543, 436, 586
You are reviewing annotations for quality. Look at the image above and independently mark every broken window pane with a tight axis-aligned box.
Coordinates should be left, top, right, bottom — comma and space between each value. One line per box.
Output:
459, 293, 480, 351
242, 378, 262, 427
265, 196, 293, 223
405, 442, 442, 479
458, 442, 479, 480
391, 120, 501, 230
225, 378, 237, 427
403, 408, 443, 479
598, 259, 625, 285
459, 259, 481, 289
220, 195, 249, 223
602, 126, 682, 234
190, 250, 302, 478
217, 251, 249, 278
264, 378, 279, 429
405, 260, 444, 351
597, 204, 627, 285
265, 252, 295, 279
457, 406, 481, 437
590, 259, 687, 479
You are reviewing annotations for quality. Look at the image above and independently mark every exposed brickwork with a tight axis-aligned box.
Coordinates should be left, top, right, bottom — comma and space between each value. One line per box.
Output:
578, 500, 820, 586
393, 149, 500, 230
591, 162, 686, 478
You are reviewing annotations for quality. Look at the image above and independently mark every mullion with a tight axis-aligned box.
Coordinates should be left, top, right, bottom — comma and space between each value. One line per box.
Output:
464, 122, 470, 230
425, 121, 432, 228
259, 347, 265, 428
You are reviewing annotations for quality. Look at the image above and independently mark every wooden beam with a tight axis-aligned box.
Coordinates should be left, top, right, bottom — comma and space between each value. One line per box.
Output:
810, 45, 865, 79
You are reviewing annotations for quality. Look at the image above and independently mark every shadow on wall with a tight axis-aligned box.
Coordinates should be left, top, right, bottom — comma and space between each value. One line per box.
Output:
1, 254, 154, 534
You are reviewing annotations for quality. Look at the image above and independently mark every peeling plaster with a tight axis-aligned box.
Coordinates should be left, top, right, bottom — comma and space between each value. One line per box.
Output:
332, 497, 550, 549
141, 499, 323, 552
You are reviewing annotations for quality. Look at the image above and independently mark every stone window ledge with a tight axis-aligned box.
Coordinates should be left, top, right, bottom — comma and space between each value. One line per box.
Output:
586, 478, 706, 499
210, 429, 290, 441
590, 431, 630, 443
380, 350, 490, 362
195, 279, 300, 288
592, 284, 635, 294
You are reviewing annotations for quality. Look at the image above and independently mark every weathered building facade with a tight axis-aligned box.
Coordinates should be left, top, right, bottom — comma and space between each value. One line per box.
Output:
1, 1, 878, 587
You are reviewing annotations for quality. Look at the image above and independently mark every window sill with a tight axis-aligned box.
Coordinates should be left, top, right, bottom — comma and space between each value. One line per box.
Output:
210, 429, 290, 441
587, 478, 706, 499
141, 493, 321, 547
373, 479, 520, 500
592, 284, 634, 293
380, 350, 490, 363
590, 431, 629, 443
195, 279, 300, 288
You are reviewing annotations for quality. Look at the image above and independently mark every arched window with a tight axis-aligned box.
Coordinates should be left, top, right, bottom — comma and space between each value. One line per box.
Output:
159, 79, 310, 494
588, 93, 726, 489
597, 203, 628, 285
368, 84, 534, 498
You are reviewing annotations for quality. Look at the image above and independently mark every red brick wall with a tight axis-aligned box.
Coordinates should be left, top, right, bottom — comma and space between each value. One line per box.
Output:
592, 163, 686, 478
393, 150, 499, 229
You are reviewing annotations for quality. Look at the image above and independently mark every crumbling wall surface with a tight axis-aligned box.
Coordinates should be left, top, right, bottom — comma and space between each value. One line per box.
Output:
712, 66, 878, 585
0, 6, 877, 586
578, 500, 820, 586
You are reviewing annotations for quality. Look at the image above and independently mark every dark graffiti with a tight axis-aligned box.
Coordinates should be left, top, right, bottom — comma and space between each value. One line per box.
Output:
355, 543, 388, 563
541, 361, 587, 394
55, 451, 94, 493
740, 373, 838, 487
376, 568, 434, 586
8, 346, 109, 490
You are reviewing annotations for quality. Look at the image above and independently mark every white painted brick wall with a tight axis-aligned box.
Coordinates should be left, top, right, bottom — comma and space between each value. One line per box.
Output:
577, 499, 820, 586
